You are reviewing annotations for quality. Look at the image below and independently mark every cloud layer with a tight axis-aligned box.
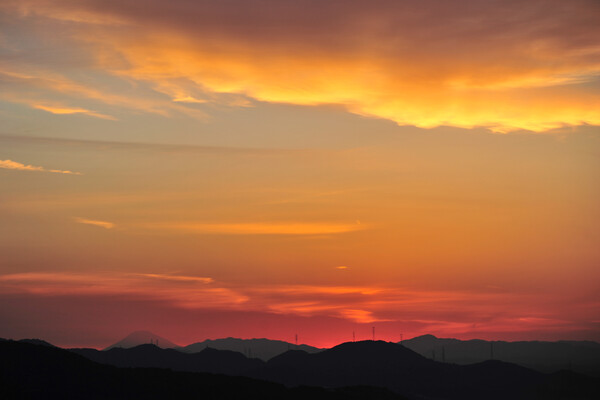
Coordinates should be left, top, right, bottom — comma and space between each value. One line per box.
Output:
0, 271, 592, 338
2, 0, 599, 132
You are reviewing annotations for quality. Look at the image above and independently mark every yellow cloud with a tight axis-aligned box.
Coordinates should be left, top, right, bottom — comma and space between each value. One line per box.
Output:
3, 0, 600, 132
0, 159, 81, 175
0, 68, 207, 120
72, 1, 600, 133
136, 273, 213, 284
75, 218, 115, 229
339, 309, 383, 324
33, 104, 117, 120
172, 95, 207, 103
142, 222, 365, 235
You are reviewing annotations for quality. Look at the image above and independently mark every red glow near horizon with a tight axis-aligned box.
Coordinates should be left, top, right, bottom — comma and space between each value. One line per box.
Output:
0, 271, 597, 349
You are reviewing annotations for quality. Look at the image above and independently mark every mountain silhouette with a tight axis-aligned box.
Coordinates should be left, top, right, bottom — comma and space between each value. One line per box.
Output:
104, 330, 178, 350
180, 337, 322, 360
256, 340, 600, 399
1, 340, 405, 399
403, 334, 600, 377
69, 339, 600, 399
255, 340, 437, 395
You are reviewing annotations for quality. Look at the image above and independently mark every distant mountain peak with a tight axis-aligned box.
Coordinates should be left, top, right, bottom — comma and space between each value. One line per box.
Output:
415, 334, 438, 339
104, 331, 178, 350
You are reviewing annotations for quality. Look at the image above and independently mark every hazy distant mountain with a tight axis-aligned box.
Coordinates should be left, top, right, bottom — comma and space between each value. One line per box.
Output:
104, 330, 178, 350
2, 340, 404, 400
402, 334, 600, 377
180, 337, 322, 360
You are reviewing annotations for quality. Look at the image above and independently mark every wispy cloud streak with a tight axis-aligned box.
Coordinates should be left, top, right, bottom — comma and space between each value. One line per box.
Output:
33, 104, 116, 120
143, 222, 365, 235
0, 134, 309, 156
0, 272, 242, 309
0, 272, 579, 332
75, 218, 115, 229
0, 159, 81, 175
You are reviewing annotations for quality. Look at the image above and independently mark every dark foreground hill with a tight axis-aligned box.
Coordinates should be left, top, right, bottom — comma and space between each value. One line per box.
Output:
403, 334, 600, 377
0, 340, 404, 400
252, 341, 599, 399
70, 339, 600, 399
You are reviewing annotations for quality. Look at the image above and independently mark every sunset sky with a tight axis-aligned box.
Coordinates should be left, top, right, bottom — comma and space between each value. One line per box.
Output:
1, 0, 599, 349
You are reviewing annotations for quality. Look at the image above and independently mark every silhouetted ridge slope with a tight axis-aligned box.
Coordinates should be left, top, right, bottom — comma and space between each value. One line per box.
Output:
0, 340, 406, 400
267, 341, 431, 381
257, 341, 440, 395
268, 349, 312, 366
324, 340, 427, 365
458, 360, 543, 397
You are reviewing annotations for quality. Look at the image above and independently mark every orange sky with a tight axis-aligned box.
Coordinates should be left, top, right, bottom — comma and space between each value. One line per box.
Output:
0, 0, 599, 348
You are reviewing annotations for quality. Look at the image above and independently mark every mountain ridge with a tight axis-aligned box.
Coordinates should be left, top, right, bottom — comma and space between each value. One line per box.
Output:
402, 334, 600, 377
2, 340, 404, 400
67, 339, 600, 399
